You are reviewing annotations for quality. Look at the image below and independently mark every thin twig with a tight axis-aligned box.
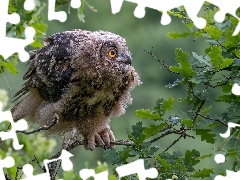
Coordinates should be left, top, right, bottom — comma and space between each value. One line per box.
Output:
15, 155, 43, 180
164, 135, 183, 152
34, 155, 45, 172
0, 68, 11, 90
5, 173, 11, 180
198, 113, 228, 126
17, 114, 59, 135
83, 0, 97, 12
149, 130, 175, 143
54, 161, 62, 178
144, 48, 179, 74
193, 100, 205, 124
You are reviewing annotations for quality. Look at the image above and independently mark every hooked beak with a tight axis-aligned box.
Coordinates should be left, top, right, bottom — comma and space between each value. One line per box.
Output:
125, 54, 132, 66
116, 54, 132, 66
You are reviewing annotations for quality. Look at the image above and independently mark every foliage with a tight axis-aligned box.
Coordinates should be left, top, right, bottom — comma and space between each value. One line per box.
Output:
103, 5, 240, 180
1, 1, 240, 180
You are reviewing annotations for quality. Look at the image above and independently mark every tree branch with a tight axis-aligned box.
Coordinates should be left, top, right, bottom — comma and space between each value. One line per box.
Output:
144, 48, 179, 74
17, 114, 59, 135
164, 135, 184, 152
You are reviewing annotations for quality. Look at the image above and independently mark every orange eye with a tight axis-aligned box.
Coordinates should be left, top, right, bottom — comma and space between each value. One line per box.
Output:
108, 49, 117, 58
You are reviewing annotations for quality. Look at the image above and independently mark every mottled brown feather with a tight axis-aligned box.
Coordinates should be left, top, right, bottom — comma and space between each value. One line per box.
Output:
11, 29, 141, 150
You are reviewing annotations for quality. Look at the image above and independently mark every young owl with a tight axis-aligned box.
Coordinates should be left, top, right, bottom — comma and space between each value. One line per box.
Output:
11, 29, 140, 150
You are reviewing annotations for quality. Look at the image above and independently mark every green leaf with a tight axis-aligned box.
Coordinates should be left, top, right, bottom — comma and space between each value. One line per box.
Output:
109, 175, 117, 180
169, 48, 195, 78
227, 149, 240, 158
103, 149, 121, 165
223, 27, 240, 47
196, 129, 216, 144
154, 97, 174, 116
163, 98, 174, 111
190, 73, 208, 84
129, 121, 147, 145
149, 146, 160, 155
30, 39, 43, 48
200, 106, 212, 116
167, 31, 190, 39
135, 109, 160, 121
181, 119, 193, 127
62, 170, 81, 180
154, 97, 164, 115
216, 94, 239, 103
168, 10, 183, 18
120, 147, 131, 162
221, 83, 232, 93
207, 45, 233, 70
94, 161, 108, 173
131, 121, 145, 139
222, 102, 240, 121
77, 2, 85, 22
144, 124, 167, 138
219, 58, 234, 69
191, 168, 214, 178
208, 45, 223, 69
156, 155, 172, 169
184, 149, 200, 167
204, 25, 223, 40
0, 61, 18, 74
192, 52, 211, 67
32, 22, 48, 35
165, 79, 183, 88
195, 154, 213, 160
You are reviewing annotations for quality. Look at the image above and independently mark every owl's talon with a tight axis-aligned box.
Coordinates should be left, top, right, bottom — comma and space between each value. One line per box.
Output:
98, 126, 115, 149
95, 133, 105, 147
84, 143, 95, 151
84, 126, 116, 150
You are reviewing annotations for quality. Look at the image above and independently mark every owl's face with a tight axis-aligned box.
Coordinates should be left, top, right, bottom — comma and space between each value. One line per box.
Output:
99, 40, 132, 66
92, 31, 132, 73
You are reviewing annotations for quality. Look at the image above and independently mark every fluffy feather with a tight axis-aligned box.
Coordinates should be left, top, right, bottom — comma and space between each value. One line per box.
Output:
11, 29, 141, 150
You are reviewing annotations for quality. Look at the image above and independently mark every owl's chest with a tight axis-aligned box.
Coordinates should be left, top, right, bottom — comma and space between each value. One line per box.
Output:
62, 76, 129, 120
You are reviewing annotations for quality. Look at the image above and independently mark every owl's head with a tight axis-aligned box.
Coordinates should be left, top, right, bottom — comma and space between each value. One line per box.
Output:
91, 31, 132, 70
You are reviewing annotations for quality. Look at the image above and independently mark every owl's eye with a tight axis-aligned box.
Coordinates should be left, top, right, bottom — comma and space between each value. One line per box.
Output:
108, 49, 117, 58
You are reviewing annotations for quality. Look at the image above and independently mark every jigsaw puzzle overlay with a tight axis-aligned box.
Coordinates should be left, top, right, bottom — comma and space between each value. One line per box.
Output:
213, 121, 240, 180
0, 102, 28, 150
0, 0, 35, 62
0, 102, 159, 179
211, 85, 240, 180
0, 0, 81, 63
0, 0, 240, 179
110, 0, 240, 36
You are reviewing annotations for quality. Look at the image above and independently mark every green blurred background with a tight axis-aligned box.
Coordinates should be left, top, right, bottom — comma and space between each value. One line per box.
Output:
1, 0, 228, 175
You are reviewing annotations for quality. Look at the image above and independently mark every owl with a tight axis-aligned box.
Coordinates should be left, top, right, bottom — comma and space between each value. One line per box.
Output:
11, 29, 141, 150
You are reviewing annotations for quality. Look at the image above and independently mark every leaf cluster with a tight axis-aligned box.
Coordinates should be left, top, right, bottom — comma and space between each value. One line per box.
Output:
104, 5, 240, 180
1, 2, 240, 180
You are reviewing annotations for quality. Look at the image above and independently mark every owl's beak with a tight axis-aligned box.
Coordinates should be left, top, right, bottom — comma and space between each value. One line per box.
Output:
125, 54, 132, 66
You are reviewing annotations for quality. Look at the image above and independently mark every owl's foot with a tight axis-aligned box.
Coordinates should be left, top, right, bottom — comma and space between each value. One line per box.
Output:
84, 125, 115, 150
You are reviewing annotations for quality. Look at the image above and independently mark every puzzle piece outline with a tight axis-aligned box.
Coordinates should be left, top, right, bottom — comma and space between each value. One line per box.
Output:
213, 88, 240, 179
0, 0, 35, 62
110, 0, 240, 35
1, 0, 240, 179
0, 102, 28, 150
0, 156, 15, 180
24, 0, 82, 22
21, 150, 74, 180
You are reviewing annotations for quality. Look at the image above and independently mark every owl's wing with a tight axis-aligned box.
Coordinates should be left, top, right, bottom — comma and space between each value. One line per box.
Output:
13, 32, 78, 103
